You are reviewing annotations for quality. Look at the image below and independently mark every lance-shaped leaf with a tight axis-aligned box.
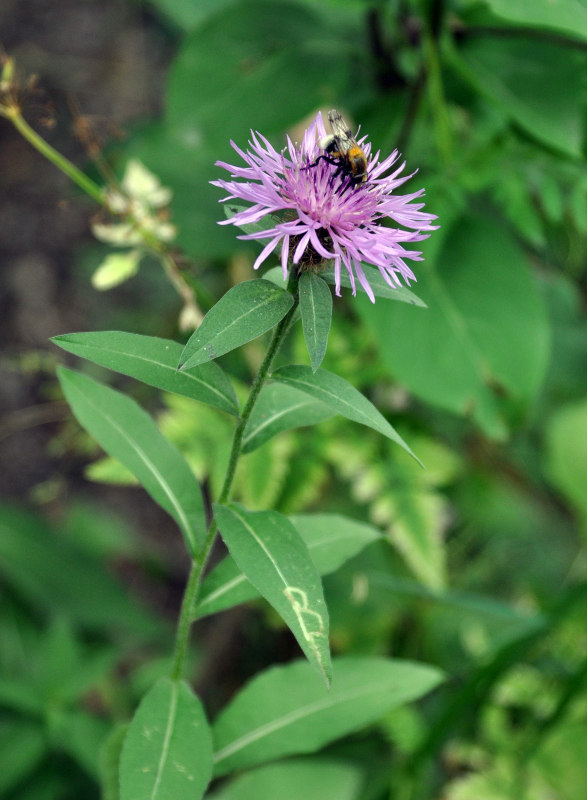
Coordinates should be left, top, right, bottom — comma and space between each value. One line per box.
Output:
320, 264, 427, 307
223, 203, 280, 243
212, 656, 444, 776
58, 367, 206, 555
195, 513, 381, 619
242, 383, 335, 453
52, 331, 239, 416
213, 503, 332, 684
178, 280, 293, 370
272, 365, 421, 465
299, 271, 332, 372
120, 678, 212, 800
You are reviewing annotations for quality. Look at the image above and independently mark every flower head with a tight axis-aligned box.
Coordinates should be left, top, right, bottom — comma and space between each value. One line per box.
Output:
212, 111, 437, 302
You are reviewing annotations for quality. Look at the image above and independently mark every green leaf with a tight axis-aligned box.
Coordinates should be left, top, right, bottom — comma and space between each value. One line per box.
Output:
242, 383, 335, 453
207, 757, 365, 800
271, 365, 421, 464
146, 0, 236, 32
223, 203, 279, 245
120, 678, 213, 800
52, 331, 239, 416
212, 656, 443, 776
544, 398, 587, 534
142, 0, 358, 260
320, 263, 427, 306
357, 215, 550, 437
236, 435, 293, 511
299, 272, 332, 372
455, 36, 584, 157
195, 513, 381, 618
166, 2, 353, 156
178, 280, 293, 370
481, 0, 587, 44
58, 367, 206, 555
213, 504, 332, 683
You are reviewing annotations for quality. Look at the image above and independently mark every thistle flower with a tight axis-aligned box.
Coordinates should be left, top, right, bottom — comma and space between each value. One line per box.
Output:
213, 111, 437, 302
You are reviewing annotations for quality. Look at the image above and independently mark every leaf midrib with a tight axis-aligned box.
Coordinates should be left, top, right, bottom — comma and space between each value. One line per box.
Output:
61, 339, 235, 410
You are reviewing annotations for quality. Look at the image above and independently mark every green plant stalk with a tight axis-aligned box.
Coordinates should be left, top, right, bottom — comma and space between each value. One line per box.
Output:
3, 105, 105, 204
170, 273, 300, 681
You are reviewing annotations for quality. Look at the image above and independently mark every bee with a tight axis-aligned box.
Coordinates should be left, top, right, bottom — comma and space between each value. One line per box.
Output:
306, 109, 369, 190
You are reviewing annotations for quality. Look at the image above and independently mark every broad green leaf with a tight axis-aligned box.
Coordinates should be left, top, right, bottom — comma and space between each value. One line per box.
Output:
320, 263, 427, 307
212, 657, 443, 776
242, 383, 335, 453
455, 37, 584, 157
146, 0, 358, 260
195, 513, 381, 618
52, 331, 239, 416
178, 280, 293, 370
120, 678, 213, 800
58, 368, 206, 555
167, 2, 353, 153
0, 506, 157, 634
207, 757, 364, 800
544, 398, 587, 534
480, 0, 587, 44
271, 365, 421, 464
213, 504, 332, 683
299, 272, 332, 372
357, 216, 549, 437
146, 0, 237, 32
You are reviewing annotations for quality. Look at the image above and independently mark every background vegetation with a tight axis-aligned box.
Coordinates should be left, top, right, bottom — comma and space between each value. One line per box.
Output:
1, 1, 586, 798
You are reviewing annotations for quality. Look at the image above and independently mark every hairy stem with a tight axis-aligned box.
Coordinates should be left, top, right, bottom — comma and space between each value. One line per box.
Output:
171, 273, 300, 681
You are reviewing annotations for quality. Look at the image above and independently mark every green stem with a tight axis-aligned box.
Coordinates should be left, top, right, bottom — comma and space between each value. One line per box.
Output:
170, 272, 300, 681
3, 106, 105, 204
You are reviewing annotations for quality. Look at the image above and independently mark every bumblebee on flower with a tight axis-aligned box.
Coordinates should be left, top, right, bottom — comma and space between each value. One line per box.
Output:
213, 110, 437, 303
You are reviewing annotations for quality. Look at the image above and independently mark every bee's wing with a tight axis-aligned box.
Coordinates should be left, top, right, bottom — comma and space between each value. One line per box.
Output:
327, 109, 354, 154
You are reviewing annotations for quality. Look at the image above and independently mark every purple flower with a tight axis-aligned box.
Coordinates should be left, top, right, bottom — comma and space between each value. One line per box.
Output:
212, 111, 437, 302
